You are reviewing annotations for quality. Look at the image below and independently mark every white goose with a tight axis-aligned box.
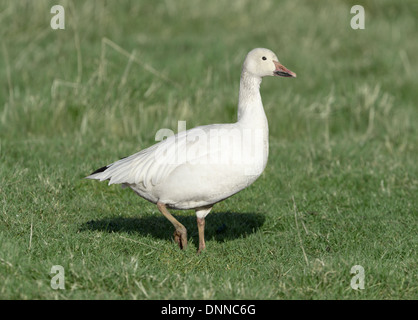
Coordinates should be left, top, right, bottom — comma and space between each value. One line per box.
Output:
87, 48, 296, 253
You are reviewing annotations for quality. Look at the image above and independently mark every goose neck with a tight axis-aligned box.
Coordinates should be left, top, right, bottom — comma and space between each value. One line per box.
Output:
237, 72, 265, 124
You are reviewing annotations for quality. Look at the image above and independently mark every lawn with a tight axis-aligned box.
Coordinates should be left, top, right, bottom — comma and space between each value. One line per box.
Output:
0, 0, 417, 299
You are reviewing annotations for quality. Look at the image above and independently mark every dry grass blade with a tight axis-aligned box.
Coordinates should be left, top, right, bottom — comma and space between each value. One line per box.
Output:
292, 196, 309, 267
99, 38, 181, 88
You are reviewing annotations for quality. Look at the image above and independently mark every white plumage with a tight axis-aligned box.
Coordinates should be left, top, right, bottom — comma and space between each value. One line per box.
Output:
87, 48, 296, 253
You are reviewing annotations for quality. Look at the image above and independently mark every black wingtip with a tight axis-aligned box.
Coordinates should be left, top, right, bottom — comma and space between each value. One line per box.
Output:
90, 165, 108, 175
89, 155, 126, 176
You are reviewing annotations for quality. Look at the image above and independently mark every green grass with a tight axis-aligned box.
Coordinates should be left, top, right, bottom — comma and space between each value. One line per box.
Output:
0, 0, 417, 299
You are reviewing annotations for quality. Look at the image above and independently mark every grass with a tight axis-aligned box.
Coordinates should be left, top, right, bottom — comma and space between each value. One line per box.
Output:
0, 0, 417, 299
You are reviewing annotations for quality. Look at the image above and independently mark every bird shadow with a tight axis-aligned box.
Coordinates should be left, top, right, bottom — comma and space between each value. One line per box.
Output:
79, 211, 265, 245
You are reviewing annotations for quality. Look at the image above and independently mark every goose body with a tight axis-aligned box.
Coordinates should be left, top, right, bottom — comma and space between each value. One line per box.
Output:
87, 48, 296, 253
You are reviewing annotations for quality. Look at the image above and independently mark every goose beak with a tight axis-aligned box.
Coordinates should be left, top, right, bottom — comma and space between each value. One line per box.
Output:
273, 61, 296, 78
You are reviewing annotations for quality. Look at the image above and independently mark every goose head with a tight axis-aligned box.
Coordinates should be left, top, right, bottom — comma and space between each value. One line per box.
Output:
242, 48, 296, 79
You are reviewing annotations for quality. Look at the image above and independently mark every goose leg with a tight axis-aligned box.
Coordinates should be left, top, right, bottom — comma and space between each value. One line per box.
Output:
157, 202, 187, 250
197, 217, 206, 254
196, 206, 212, 254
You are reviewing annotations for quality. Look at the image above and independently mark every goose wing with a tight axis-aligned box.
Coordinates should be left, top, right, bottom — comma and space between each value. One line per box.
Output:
86, 124, 237, 188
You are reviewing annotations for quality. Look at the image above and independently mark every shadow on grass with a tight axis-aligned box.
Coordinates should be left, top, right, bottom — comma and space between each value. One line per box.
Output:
79, 212, 265, 244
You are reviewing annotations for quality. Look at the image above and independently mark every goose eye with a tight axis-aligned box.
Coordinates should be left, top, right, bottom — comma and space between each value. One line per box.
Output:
262, 56, 267, 61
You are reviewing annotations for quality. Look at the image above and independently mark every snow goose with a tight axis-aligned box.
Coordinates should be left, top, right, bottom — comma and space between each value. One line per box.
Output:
87, 48, 296, 253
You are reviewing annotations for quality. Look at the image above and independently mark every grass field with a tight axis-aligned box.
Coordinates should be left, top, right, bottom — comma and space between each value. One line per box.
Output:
0, 0, 417, 299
